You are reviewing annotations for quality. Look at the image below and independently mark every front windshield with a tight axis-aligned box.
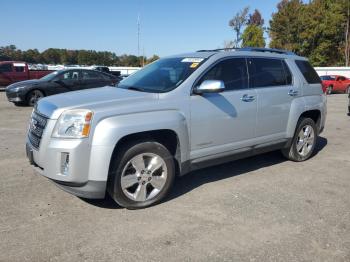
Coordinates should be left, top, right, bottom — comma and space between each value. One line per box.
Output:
118, 57, 205, 93
40, 70, 61, 81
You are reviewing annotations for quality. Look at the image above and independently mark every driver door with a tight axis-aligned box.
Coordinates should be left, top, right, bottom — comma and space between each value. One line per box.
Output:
190, 58, 257, 160
54, 70, 82, 94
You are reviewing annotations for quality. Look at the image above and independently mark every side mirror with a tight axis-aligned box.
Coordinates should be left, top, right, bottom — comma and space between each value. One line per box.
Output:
194, 80, 225, 95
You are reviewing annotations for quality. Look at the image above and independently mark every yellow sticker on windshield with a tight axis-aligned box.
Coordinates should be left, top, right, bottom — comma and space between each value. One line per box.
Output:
190, 62, 199, 68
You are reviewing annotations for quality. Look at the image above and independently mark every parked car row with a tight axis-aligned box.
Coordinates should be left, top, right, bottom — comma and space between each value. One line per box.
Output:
5, 68, 121, 106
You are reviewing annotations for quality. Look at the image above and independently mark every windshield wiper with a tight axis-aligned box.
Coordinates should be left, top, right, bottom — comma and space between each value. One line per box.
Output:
124, 86, 147, 92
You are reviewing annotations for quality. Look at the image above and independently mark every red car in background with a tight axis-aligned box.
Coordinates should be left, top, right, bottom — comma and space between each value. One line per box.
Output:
320, 75, 350, 94
0, 61, 53, 89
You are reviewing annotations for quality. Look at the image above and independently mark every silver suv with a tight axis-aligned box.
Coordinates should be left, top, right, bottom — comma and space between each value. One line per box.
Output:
26, 48, 327, 209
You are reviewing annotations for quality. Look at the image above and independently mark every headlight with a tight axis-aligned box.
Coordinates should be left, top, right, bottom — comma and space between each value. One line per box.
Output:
11, 86, 26, 92
52, 109, 93, 138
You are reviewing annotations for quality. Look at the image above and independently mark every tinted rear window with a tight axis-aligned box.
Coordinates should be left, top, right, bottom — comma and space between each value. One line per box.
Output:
295, 60, 321, 84
248, 58, 292, 88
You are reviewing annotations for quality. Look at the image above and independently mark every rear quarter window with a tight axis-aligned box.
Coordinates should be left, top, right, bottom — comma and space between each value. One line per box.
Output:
295, 60, 321, 84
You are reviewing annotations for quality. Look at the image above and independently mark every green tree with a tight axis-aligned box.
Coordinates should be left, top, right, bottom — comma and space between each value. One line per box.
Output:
146, 55, 159, 64
0, 45, 158, 67
242, 25, 266, 47
270, 0, 348, 66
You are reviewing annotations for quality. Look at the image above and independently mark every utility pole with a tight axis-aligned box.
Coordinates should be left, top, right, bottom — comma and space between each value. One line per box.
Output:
142, 46, 145, 67
137, 13, 141, 67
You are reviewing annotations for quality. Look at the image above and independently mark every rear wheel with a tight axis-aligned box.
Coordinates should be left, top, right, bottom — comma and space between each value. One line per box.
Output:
281, 118, 317, 162
26, 89, 44, 106
326, 86, 333, 95
109, 141, 175, 209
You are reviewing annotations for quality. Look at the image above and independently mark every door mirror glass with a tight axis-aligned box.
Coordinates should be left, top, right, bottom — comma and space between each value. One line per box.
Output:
194, 80, 225, 94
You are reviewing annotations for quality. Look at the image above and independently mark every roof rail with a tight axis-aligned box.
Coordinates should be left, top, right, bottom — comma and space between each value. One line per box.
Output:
196, 47, 295, 55
196, 48, 239, 52
239, 47, 295, 55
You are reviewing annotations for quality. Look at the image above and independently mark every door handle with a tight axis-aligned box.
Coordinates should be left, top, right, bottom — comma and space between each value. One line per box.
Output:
288, 90, 299, 96
241, 94, 255, 102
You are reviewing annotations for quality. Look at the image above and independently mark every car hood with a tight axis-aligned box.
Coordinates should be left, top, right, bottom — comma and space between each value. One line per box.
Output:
36, 86, 159, 119
7, 79, 42, 89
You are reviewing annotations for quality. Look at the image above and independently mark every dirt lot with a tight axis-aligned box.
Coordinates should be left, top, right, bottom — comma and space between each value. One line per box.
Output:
0, 92, 349, 262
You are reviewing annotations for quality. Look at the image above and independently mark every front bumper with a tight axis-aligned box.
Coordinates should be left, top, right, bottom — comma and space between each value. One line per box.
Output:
26, 139, 107, 199
6, 89, 25, 102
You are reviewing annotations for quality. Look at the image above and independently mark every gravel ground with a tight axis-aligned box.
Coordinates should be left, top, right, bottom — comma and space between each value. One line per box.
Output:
0, 92, 349, 262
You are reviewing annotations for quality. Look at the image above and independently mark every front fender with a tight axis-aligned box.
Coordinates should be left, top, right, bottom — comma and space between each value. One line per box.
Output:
87, 111, 189, 181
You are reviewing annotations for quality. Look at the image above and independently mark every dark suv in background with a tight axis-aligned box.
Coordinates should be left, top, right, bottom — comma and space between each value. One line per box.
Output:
5, 68, 120, 106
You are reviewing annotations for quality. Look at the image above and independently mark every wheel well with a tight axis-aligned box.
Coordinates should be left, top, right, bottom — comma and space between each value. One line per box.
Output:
109, 129, 180, 178
300, 110, 321, 130
26, 89, 46, 100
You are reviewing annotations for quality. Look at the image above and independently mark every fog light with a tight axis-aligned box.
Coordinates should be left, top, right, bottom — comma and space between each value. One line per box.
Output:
60, 152, 70, 176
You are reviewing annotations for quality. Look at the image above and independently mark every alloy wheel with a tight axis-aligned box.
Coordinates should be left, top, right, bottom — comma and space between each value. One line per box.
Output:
120, 153, 168, 202
28, 90, 44, 106
296, 125, 315, 157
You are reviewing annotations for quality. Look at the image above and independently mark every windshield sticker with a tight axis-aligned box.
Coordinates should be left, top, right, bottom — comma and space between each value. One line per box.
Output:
190, 62, 200, 68
181, 58, 204, 63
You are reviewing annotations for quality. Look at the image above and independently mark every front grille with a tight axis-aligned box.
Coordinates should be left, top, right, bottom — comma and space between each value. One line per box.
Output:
28, 111, 48, 150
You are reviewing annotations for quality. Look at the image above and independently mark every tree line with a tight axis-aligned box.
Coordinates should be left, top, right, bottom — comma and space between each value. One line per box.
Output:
0, 45, 159, 67
228, 0, 350, 66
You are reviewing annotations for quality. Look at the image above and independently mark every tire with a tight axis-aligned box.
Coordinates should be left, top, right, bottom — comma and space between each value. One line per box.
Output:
326, 86, 333, 95
108, 141, 175, 209
14, 102, 26, 107
346, 86, 350, 94
281, 118, 317, 162
26, 89, 44, 106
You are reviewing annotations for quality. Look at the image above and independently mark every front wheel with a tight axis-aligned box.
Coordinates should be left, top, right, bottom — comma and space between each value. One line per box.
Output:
26, 89, 44, 106
326, 86, 333, 95
109, 141, 175, 209
281, 118, 317, 162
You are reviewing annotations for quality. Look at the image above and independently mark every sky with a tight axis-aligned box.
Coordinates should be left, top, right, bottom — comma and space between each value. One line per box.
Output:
1, 0, 280, 57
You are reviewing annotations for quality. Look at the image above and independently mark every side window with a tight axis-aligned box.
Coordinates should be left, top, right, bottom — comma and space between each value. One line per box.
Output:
82, 71, 102, 80
248, 58, 290, 88
0, 64, 13, 72
198, 58, 248, 91
295, 60, 321, 84
14, 66, 25, 72
282, 61, 292, 85
338, 76, 346, 81
59, 70, 80, 80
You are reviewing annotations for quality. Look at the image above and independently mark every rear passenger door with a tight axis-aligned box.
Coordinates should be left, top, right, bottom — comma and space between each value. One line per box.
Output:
248, 57, 298, 141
